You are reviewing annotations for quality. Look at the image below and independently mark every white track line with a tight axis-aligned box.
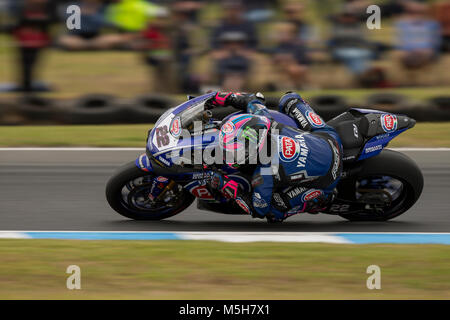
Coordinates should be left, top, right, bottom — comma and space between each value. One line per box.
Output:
2, 231, 450, 235
0, 147, 449, 151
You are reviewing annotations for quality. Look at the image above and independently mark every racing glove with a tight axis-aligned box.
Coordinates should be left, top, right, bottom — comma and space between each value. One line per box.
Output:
206, 91, 265, 110
210, 172, 239, 199
209, 172, 254, 215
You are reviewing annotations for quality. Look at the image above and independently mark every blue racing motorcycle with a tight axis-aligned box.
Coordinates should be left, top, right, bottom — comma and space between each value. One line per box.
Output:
106, 93, 424, 222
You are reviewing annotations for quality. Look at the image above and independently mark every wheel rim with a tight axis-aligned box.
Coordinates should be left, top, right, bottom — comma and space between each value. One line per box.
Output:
353, 175, 410, 218
119, 175, 185, 215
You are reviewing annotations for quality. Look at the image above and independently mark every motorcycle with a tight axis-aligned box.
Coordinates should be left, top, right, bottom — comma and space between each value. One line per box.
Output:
106, 92, 424, 222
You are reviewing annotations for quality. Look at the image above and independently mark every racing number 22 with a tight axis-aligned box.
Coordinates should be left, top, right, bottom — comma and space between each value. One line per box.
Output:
156, 126, 170, 148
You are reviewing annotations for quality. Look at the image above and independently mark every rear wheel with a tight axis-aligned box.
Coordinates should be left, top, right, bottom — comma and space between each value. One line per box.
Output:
337, 149, 423, 221
106, 161, 195, 220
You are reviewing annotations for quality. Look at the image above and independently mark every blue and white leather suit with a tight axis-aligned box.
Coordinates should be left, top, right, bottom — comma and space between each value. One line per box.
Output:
244, 93, 343, 219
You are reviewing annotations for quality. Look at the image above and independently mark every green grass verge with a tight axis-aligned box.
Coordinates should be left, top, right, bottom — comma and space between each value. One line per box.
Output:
0, 124, 153, 147
0, 122, 449, 147
0, 240, 449, 299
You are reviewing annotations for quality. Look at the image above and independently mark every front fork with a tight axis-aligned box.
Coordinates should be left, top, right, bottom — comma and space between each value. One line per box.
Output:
135, 154, 173, 202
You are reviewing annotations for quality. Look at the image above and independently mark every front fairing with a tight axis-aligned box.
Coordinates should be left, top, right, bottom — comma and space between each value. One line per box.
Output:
147, 92, 217, 167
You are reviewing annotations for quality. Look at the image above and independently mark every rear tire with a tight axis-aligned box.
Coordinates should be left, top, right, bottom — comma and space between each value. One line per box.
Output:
338, 149, 424, 221
106, 161, 194, 220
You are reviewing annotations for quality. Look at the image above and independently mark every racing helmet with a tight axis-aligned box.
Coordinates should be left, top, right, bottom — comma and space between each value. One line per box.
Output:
218, 114, 271, 166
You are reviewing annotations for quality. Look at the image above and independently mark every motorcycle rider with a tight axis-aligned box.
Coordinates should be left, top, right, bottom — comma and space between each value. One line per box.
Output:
206, 91, 343, 222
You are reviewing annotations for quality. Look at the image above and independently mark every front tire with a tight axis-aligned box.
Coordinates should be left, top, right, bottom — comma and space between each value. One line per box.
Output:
106, 161, 195, 220
338, 149, 424, 221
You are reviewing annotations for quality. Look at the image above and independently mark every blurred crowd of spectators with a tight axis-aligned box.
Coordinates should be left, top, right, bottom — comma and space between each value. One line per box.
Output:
1, 0, 450, 93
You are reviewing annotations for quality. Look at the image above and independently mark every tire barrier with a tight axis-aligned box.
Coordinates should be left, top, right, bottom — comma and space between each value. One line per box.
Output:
428, 96, 450, 110
0, 101, 10, 124
59, 94, 125, 124
124, 94, 178, 123
2, 93, 450, 125
309, 95, 348, 121
366, 93, 408, 110
398, 102, 450, 122
16, 96, 59, 122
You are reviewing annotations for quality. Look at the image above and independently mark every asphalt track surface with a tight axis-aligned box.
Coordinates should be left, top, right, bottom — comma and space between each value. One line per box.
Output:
0, 149, 449, 232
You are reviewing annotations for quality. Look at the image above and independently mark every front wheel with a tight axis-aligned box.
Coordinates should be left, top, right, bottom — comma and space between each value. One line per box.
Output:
106, 161, 195, 220
337, 149, 424, 221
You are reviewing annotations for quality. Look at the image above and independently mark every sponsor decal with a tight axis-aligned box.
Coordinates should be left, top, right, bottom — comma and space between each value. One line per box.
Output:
376, 133, 389, 140
291, 108, 308, 129
295, 134, 309, 168
157, 156, 171, 167
353, 123, 359, 139
279, 136, 299, 162
252, 192, 268, 208
192, 172, 213, 180
221, 121, 235, 134
241, 127, 258, 143
329, 139, 340, 180
286, 187, 307, 200
343, 155, 356, 161
236, 197, 251, 214
365, 144, 383, 153
302, 189, 323, 202
329, 204, 351, 213
156, 176, 168, 183
381, 114, 397, 132
189, 185, 214, 200
306, 111, 325, 128
170, 116, 181, 137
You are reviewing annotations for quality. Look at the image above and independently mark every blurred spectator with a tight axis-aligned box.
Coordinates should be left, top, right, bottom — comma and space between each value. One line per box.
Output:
342, 0, 371, 21
281, 1, 316, 46
11, 0, 55, 92
2, 0, 447, 96
244, 0, 275, 23
380, 0, 407, 18
394, 1, 441, 70
170, 1, 205, 92
142, 15, 174, 93
57, 0, 168, 50
270, 22, 310, 89
210, 0, 258, 49
171, 0, 204, 24
57, 0, 110, 50
211, 31, 253, 91
328, 9, 377, 78
432, 0, 450, 53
